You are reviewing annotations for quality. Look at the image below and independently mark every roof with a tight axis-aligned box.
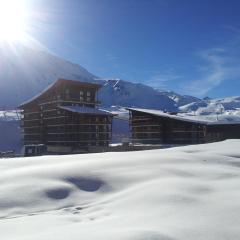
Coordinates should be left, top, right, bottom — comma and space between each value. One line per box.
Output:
19, 78, 102, 108
57, 78, 102, 89
59, 105, 115, 116
126, 107, 240, 125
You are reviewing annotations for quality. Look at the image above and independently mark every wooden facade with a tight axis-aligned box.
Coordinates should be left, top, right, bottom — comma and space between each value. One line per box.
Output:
19, 79, 114, 153
128, 108, 240, 145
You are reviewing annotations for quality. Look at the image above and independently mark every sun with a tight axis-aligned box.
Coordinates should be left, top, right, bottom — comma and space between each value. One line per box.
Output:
0, 0, 27, 42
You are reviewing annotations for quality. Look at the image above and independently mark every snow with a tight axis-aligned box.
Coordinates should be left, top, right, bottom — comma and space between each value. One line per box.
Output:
104, 106, 129, 120
179, 96, 240, 115
127, 107, 240, 124
0, 43, 96, 108
98, 79, 178, 111
0, 110, 20, 121
59, 105, 114, 116
0, 43, 194, 111
158, 90, 200, 106
1, 140, 240, 239
177, 112, 240, 124
0, 43, 240, 118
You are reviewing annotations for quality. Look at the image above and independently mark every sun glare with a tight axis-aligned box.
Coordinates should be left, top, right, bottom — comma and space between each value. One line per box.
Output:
0, 0, 27, 42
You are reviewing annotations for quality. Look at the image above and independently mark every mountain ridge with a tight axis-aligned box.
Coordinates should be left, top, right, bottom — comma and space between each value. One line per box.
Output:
0, 43, 239, 115
0, 44, 198, 110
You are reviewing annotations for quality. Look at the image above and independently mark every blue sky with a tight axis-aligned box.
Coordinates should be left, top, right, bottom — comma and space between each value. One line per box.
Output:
25, 0, 240, 98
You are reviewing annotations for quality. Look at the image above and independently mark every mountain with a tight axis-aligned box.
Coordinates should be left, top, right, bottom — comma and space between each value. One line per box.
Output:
0, 43, 196, 110
98, 79, 178, 111
0, 43, 97, 108
0, 44, 240, 152
179, 96, 240, 115
159, 91, 200, 107
1, 43, 240, 118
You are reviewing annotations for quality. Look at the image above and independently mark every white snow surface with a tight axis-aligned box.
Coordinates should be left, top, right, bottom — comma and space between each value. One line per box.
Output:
1, 140, 240, 239
179, 96, 240, 116
0, 110, 20, 121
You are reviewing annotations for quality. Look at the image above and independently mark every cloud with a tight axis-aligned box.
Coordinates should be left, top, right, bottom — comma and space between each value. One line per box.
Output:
223, 25, 240, 35
147, 70, 181, 89
183, 25, 240, 97
184, 46, 240, 97
106, 53, 119, 62
186, 48, 226, 96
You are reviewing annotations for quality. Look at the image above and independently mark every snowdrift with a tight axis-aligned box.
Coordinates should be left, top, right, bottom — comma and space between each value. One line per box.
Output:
1, 140, 240, 240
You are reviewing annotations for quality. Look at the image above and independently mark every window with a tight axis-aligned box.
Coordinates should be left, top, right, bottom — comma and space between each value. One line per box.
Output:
27, 148, 33, 154
87, 91, 91, 97
87, 97, 91, 102
80, 91, 84, 101
65, 89, 70, 99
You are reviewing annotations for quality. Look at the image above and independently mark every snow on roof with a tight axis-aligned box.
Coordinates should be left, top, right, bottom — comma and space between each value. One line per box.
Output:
59, 105, 115, 116
126, 107, 240, 125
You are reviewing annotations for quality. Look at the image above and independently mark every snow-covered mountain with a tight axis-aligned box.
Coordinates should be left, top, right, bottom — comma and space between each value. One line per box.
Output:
0, 43, 96, 108
98, 79, 178, 111
179, 96, 240, 115
0, 43, 196, 110
158, 90, 200, 107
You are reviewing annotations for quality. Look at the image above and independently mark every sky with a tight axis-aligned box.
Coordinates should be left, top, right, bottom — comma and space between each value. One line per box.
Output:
15, 0, 240, 98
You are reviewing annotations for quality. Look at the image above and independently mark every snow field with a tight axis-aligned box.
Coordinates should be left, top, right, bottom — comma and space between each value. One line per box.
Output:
0, 140, 240, 239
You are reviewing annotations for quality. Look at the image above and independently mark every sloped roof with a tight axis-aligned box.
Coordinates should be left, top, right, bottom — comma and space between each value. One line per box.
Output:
59, 105, 115, 116
126, 107, 240, 125
19, 78, 102, 108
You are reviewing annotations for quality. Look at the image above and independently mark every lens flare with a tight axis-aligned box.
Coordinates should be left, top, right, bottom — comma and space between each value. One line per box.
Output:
0, 0, 27, 42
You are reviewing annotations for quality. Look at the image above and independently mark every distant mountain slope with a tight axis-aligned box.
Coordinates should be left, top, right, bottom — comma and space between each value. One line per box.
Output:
159, 91, 200, 107
0, 44, 197, 110
0, 43, 96, 108
1, 43, 239, 116
179, 96, 240, 115
98, 79, 178, 111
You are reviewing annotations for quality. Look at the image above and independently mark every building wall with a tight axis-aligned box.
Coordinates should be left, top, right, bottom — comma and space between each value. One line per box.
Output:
21, 103, 42, 144
130, 110, 240, 145
206, 124, 240, 142
130, 110, 164, 144
21, 80, 112, 151
45, 110, 112, 147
